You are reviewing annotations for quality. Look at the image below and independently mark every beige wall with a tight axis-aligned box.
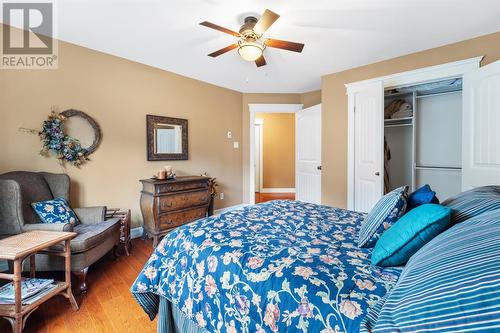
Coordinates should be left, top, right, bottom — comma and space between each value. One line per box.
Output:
301, 90, 321, 108
3, 22, 498, 226
255, 113, 295, 189
321, 32, 500, 208
0, 32, 243, 228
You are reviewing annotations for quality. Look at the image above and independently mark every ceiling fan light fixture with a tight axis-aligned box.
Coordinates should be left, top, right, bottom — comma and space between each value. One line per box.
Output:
237, 40, 264, 61
201, 9, 304, 67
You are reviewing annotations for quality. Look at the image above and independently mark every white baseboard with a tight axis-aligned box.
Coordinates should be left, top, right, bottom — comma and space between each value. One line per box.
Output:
214, 204, 249, 215
260, 188, 296, 193
131, 227, 144, 239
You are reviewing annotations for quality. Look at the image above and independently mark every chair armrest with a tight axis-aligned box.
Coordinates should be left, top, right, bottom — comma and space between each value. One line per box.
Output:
23, 223, 74, 232
74, 206, 106, 224
0, 179, 24, 234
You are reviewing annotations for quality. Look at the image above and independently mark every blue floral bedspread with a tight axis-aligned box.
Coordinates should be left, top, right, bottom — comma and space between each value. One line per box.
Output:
132, 200, 402, 333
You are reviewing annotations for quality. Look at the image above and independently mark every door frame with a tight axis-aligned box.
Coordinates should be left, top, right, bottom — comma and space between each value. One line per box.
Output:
345, 56, 482, 210
254, 118, 264, 193
248, 103, 303, 204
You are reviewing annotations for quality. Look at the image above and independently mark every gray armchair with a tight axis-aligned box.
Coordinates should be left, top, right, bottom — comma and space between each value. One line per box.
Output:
0, 171, 120, 293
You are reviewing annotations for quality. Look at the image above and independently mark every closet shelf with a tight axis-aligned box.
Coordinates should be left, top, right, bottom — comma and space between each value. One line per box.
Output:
385, 123, 413, 128
384, 117, 413, 127
416, 89, 462, 98
384, 91, 414, 98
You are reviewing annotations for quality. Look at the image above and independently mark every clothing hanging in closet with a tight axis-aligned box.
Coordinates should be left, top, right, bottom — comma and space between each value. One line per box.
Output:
384, 136, 391, 194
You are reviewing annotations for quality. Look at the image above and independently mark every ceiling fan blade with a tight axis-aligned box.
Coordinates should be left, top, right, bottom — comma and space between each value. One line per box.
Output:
253, 9, 280, 35
200, 21, 240, 37
207, 44, 238, 57
265, 39, 304, 53
255, 55, 267, 67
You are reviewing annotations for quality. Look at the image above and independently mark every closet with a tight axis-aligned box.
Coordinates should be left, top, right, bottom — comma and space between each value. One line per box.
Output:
346, 57, 500, 213
383, 79, 463, 201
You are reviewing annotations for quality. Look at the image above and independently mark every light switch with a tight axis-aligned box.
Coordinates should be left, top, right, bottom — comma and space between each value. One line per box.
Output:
227, 131, 232, 139
233, 141, 239, 149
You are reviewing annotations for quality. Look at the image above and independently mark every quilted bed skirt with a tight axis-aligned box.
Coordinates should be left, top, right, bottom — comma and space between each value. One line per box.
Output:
158, 296, 204, 333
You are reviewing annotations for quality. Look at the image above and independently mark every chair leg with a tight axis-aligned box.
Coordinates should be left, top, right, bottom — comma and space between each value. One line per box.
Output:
112, 245, 119, 260
73, 267, 89, 294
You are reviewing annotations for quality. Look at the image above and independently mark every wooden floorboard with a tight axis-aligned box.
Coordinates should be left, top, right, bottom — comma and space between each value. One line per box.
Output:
0, 239, 157, 333
255, 192, 295, 203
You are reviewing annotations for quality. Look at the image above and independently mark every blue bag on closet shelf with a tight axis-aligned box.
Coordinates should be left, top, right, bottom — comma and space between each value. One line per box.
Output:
407, 184, 439, 211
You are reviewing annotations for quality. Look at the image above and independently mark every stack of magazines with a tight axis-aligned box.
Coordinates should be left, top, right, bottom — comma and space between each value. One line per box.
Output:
0, 278, 56, 305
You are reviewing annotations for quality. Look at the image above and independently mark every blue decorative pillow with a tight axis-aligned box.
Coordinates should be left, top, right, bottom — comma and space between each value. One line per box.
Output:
407, 184, 439, 211
443, 186, 500, 224
358, 186, 408, 248
371, 204, 451, 266
31, 197, 79, 224
361, 209, 500, 333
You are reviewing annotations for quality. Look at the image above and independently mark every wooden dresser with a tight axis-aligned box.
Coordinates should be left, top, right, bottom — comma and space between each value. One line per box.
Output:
140, 176, 212, 246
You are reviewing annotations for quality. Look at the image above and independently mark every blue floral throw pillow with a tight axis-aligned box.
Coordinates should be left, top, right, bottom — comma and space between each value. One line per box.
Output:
31, 197, 79, 224
358, 186, 409, 248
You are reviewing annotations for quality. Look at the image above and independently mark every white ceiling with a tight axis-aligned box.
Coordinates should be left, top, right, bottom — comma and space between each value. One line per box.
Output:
20, 1, 500, 92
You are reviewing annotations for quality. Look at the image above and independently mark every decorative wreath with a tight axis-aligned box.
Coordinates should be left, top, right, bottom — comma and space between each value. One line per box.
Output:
35, 108, 102, 167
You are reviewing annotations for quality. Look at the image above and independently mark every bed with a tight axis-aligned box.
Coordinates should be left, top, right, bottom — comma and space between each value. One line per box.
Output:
132, 200, 403, 333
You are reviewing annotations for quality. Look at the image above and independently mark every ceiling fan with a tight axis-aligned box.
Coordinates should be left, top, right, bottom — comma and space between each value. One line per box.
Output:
200, 9, 305, 67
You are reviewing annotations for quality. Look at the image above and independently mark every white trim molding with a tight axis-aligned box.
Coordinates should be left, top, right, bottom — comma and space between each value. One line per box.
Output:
248, 103, 303, 113
131, 227, 144, 239
261, 188, 296, 193
254, 118, 264, 193
247, 103, 303, 205
214, 204, 249, 215
345, 56, 483, 94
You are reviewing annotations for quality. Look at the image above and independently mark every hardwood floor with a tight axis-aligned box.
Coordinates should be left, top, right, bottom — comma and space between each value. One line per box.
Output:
255, 192, 295, 203
0, 240, 157, 333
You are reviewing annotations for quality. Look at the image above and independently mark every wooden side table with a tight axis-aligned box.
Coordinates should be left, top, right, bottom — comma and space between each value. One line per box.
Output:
0, 231, 78, 333
106, 209, 131, 256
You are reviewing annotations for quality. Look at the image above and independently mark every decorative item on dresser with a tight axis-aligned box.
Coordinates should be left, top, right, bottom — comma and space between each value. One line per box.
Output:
140, 176, 213, 247
201, 172, 218, 216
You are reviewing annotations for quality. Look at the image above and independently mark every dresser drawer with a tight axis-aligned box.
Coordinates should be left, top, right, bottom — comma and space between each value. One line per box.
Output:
159, 190, 210, 213
159, 206, 208, 229
157, 181, 208, 193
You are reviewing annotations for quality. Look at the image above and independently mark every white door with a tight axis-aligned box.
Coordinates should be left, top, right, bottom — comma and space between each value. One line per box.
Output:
353, 81, 384, 213
462, 60, 500, 189
254, 122, 263, 192
296, 104, 322, 204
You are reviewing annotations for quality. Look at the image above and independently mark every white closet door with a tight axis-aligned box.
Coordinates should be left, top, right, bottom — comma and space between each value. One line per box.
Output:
354, 81, 384, 213
462, 60, 500, 189
296, 104, 322, 204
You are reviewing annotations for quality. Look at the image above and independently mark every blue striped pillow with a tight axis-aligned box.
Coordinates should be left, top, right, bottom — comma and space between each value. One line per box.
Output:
357, 186, 408, 248
443, 186, 500, 224
361, 209, 500, 333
